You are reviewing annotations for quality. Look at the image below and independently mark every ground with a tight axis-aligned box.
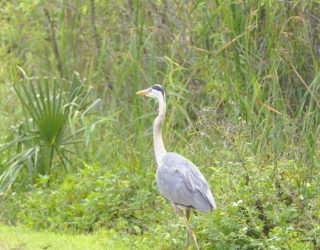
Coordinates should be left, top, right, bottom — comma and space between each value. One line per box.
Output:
0, 223, 167, 250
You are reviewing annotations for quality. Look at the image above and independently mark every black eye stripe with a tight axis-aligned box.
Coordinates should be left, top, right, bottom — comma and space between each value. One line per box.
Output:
151, 84, 165, 97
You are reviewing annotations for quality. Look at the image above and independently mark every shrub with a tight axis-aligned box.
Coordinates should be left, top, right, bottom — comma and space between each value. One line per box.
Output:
4, 163, 161, 234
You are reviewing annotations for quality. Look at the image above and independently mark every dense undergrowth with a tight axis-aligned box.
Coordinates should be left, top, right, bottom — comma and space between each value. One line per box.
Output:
2, 164, 159, 234
1, 156, 319, 249
1, 0, 320, 249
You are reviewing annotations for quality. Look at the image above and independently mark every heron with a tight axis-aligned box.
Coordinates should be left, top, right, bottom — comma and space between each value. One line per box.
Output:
136, 84, 216, 250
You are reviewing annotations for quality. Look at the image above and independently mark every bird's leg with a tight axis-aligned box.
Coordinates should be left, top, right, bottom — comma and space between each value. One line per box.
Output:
184, 228, 190, 250
172, 203, 184, 216
183, 209, 199, 250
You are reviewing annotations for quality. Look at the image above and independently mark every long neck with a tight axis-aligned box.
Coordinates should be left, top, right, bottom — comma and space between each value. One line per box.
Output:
153, 96, 167, 166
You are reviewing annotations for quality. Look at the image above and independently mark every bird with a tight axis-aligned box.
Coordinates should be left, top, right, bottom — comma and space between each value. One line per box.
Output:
136, 84, 216, 250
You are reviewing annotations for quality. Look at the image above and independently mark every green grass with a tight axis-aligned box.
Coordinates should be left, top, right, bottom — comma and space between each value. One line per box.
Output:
0, 223, 164, 250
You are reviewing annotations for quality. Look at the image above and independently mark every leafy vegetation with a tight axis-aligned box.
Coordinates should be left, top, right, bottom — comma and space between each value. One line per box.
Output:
8, 164, 160, 234
0, 0, 320, 249
0, 73, 105, 192
2, 158, 319, 249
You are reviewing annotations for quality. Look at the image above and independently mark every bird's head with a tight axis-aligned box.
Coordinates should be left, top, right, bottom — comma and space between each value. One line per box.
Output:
136, 84, 166, 101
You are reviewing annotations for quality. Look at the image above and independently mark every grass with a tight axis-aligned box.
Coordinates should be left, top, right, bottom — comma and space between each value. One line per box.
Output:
0, 223, 165, 250
0, 223, 111, 250
1, 1, 319, 164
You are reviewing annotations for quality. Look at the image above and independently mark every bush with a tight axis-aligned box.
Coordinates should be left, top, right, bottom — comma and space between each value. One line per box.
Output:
195, 159, 320, 249
2, 163, 161, 234
1, 158, 319, 249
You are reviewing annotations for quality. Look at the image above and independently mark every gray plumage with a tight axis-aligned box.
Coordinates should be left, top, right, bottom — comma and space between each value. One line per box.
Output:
156, 152, 216, 213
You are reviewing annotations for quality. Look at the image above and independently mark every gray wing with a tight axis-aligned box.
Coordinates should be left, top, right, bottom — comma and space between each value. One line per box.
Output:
156, 152, 216, 213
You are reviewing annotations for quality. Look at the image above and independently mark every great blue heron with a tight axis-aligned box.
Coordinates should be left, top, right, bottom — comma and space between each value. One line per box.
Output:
136, 84, 216, 250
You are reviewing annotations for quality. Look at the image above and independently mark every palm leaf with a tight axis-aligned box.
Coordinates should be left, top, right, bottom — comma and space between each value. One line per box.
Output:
1, 73, 107, 192
0, 148, 35, 193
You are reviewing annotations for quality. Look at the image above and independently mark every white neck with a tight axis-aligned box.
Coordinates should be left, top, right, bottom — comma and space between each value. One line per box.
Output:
153, 95, 167, 166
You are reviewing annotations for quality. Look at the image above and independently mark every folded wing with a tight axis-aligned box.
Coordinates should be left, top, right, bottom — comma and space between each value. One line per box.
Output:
156, 152, 216, 213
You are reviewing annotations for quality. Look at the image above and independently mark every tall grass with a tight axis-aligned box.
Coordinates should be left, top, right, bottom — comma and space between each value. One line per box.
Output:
0, 0, 319, 189
0, 0, 318, 195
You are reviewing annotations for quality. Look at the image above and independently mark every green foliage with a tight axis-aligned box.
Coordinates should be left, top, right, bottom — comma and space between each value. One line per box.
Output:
1, 0, 319, 164
4, 163, 160, 234
195, 159, 320, 249
0, 73, 105, 192
2, 159, 319, 248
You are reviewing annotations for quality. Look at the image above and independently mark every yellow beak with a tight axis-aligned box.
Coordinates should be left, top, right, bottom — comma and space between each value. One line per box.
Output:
136, 88, 151, 96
